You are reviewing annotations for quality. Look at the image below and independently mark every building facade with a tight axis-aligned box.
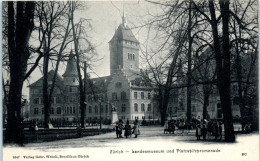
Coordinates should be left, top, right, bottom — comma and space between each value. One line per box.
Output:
29, 14, 161, 125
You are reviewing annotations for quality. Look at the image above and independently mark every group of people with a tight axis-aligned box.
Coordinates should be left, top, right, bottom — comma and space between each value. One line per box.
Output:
115, 119, 140, 138
196, 119, 222, 141
164, 117, 223, 141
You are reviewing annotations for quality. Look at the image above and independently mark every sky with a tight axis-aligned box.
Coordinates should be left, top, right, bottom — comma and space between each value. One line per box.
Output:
22, 1, 161, 100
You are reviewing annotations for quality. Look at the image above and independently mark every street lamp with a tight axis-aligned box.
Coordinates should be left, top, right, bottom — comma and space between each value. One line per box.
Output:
98, 98, 102, 130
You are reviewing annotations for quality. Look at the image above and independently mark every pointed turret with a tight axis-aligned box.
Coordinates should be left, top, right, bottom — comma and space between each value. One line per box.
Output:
63, 50, 78, 85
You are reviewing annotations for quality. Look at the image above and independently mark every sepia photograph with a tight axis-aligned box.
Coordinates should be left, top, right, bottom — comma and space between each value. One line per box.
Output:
2, 0, 259, 161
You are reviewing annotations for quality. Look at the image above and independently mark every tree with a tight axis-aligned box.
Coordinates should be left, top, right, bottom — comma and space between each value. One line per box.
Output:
33, 1, 73, 128
70, 1, 96, 128
5, 1, 36, 143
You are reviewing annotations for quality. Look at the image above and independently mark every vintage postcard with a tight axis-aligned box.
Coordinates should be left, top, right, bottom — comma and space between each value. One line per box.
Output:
2, 0, 259, 161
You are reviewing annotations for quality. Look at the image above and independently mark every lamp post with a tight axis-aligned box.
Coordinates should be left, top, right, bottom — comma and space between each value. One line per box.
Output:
99, 98, 102, 130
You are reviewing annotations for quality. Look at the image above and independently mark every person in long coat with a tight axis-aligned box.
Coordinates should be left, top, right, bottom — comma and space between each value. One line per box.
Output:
218, 121, 222, 140
212, 120, 219, 140
133, 122, 139, 138
124, 120, 132, 138
164, 120, 169, 134
118, 120, 123, 138
196, 124, 202, 140
201, 123, 207, 140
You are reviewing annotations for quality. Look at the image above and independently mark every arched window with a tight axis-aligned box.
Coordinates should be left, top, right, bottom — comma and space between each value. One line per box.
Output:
148, 104, 151, 111
141, 104, 145, 112
134, 103, 138, 112
133, 54, 135, 60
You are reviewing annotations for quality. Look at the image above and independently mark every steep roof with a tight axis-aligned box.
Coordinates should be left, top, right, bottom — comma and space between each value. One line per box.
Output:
85, 76, 112, 94
109, 24, 139, 43
28, 70, 64, 88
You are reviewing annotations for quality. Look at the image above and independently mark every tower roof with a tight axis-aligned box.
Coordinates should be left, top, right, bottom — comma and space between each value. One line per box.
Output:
109, 11, 139, 43
63, 51, 78, 77
109, 24, 139, 43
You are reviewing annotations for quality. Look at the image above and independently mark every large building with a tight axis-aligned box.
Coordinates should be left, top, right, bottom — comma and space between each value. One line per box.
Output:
29, 14, 161, 125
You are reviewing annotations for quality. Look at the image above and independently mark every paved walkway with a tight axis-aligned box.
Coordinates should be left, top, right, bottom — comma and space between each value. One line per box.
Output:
3, 126, 258, 161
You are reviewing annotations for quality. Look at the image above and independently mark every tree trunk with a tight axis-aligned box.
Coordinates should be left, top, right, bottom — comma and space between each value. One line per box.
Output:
219, 0, 235, 142
186, 0, 192, 122
43, 53, 51, 128
208, 0, 235, 142
202, 88, 210, 120
6, 1, 35, 144
70, 2, 86, 128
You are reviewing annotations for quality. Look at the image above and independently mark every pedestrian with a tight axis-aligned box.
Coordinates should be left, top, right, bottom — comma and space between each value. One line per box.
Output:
118, 119, 123, 138
212, 120, 219, 141
201, 123, 207, 140
196, 124, 201, 140
115, 122, 120, 138
218, 121, 222, 140
133, 122, 139, 138
164, 120, 169, 134
76, 126, 82, 137
124, 120, 131, 138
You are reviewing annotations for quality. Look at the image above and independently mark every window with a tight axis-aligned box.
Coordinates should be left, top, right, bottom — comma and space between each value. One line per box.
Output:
112, 92, 117, 100
94, 95, 98, 101
33, 98, 39, 104
73, 107, 75, 114
128, 53, 130, 59
141, 92, 144, 99
50, 107, 54, 114
141, 104, 145, 112
73, 78, 75, 82
42, 107, 44, 114
133, 54, 135, 60
148, 93, 151, 99
88, 95, 92, 102
66, 107, 69, 114
134, 103, 138, 112
57, 107, 61, 114
130, 54, 133, 60
192, 105, 196, 112
95, 106, 98, 113
34, 108, 38, 115
89, 106, 92, 113
148, 104, 151, 111
105, 105, 108, 113
115, 82, 122, 88
134, 92, 137, 99
121, 91, 126, 100
99, 94, 104, 101
122, 104, 126, 112
51, 97, 56, 104
56, 97, 61, 104
69, 107, 72, 114
70, 96, 74, 103
40, 98, 43, 104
